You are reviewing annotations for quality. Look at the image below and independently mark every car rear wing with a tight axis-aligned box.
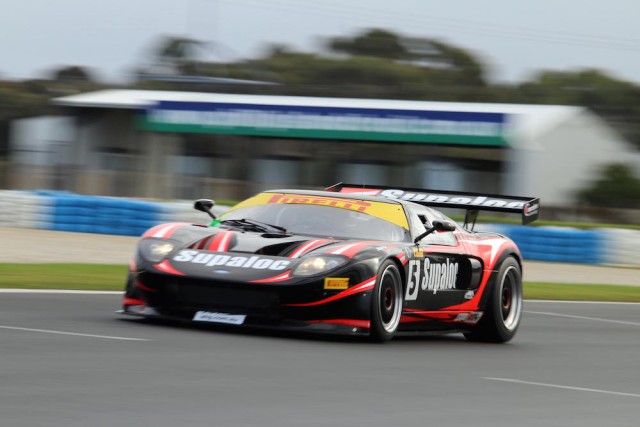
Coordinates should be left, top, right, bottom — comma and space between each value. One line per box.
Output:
325, 183, 540, 226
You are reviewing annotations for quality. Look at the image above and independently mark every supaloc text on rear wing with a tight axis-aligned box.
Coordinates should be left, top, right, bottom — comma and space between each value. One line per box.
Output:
326, 183, 540, 226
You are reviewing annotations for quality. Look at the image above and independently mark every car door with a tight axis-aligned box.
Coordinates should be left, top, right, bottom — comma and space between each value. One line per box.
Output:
403, 205, 478, 311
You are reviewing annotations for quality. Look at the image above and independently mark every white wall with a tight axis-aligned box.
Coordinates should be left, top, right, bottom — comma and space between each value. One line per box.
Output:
518, 111, 636, 206
10, 116, 75, 165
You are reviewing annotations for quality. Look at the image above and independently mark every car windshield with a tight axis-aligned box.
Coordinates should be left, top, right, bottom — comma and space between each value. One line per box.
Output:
220, 203, 409, 242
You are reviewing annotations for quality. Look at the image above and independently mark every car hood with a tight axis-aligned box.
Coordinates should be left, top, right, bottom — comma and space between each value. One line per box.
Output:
140, 224, 383, 283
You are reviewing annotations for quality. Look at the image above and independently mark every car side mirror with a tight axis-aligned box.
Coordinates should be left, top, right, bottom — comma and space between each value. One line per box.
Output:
414, 219, 456, 244
432, 220, 456, 232
194, 199, 216, 220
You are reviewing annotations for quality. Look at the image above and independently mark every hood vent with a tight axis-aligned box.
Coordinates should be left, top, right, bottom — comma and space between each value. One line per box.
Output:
186, 232, 311, 257
188, 235, 214, 250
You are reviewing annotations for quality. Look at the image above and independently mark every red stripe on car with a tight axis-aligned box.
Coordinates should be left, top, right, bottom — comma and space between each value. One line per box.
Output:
307, 319, 371, 329
249, 271, 292, 283
197, 236, 211, 250
289, 239, 332, 258
207, 231, 234, 252
153, 260, 186, 276
142, 223, 186, 239
399, 314, 427, 323
337, 188, 382, 196
284, 277, 376, 307
328, 241, 377, 258
402, 309, 461, 322
135, 280, 156, 293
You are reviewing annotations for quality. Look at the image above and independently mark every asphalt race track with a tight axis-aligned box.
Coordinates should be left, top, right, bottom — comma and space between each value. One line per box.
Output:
1, 292, 639, 427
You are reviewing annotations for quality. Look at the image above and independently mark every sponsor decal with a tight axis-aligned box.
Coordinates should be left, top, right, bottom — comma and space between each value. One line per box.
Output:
172, 250, 291, 271
454, 312, 483, 324
324, 277, 349, 290
405, 258, 459, 300
413, 247, 424, 258
229, 193, 410, 230
193, 311, 246, 325
380, 189, 526, 210
524, 202, 540, 217
267, 194, 371, 212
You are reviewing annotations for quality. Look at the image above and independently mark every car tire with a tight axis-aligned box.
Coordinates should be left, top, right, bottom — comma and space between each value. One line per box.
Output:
370, 260, 403, 342
464, 257, 523, 343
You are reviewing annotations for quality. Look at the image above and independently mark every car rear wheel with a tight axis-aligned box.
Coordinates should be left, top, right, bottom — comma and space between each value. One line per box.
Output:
464, 257, 522, 343
370, 260, 403, 342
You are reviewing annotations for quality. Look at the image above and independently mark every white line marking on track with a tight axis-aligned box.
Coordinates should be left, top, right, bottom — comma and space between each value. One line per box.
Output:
483, 377, 640, 398
0, 289, 121, 295
0, 325, 150, 341
525, 310, 640, 326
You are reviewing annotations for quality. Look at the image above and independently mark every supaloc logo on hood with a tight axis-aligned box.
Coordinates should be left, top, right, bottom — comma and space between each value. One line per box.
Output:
172, 250, 291, 271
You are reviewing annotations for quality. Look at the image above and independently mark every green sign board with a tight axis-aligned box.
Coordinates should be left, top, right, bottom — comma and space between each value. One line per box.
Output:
139, 101, 509, 147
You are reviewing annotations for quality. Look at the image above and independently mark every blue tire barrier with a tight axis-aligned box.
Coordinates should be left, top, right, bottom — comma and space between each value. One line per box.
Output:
20, 191, 165, 237
486, 225, 605, 265
0, 190, 637, 265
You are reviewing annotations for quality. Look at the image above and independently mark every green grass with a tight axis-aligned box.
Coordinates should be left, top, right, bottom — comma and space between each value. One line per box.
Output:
0, 264, 127, 291
1, 263, 639, 302
524, 282, 640, 302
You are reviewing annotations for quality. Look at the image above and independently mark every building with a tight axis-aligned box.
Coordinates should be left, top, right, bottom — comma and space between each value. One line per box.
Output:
8, 89, 637, 205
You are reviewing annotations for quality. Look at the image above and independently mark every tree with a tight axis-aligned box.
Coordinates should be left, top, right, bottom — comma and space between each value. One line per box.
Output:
244, 29, 491, 100
325, 29, 488, 86
51, 65, 95, 83
577, 163, 640, 209
327, 28, 408, 60
146, 36, 208, 75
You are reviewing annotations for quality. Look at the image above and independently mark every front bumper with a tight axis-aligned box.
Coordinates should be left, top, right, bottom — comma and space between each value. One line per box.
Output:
122, 269, 374, 334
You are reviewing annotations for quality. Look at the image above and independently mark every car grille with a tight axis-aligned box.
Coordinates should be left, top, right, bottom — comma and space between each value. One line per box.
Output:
176, 285, 279, 309
141, 274, 281, 316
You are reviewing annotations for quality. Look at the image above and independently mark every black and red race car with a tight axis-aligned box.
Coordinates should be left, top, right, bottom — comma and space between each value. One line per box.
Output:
120, 183, 539, 342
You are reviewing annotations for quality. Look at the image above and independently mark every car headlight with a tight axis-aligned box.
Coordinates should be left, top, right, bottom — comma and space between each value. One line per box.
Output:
292, 255, 348, 277
138, 239, 176, 263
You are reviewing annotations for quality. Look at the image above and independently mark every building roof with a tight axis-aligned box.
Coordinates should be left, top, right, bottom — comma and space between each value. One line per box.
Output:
53, 89, 578, 115
53, 89, 587, 148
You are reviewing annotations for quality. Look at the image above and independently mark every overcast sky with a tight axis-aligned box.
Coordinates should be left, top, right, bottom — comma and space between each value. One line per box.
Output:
2, 0, 640, 85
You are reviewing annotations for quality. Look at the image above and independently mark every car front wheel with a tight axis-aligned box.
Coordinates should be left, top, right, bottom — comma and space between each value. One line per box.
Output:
370, 260, 403, 342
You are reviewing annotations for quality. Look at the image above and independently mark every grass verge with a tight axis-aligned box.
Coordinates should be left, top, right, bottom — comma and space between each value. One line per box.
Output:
524, 282, 640, 302
0, 264, 639, 302
0, 264, 127, 291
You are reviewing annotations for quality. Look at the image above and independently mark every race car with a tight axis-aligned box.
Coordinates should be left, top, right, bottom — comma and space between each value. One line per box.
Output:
120, 183, 539, 342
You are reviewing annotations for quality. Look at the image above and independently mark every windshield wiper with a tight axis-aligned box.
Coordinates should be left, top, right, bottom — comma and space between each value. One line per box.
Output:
220, 219, 288, 234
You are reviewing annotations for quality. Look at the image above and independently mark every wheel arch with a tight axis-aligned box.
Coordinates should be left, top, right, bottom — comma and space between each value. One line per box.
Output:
478, 248, 522, 309
388, 255, 407, 295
